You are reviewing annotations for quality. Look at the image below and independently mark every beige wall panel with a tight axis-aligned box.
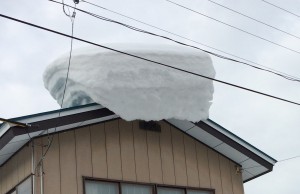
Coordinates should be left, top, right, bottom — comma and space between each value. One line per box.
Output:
219, 156, 233, 194
90, 123, 108, 178
1, 164, 7, 194
159, 122, 175, 185
11, 156, 18, 188
59, 131, 78, 194
0, 167, 2, 194
196, 143, 211, 188
184, 136, 200, 187
75, 126, 93, 194
208, 149, 222, 194
23, 144, 32, 177
105, 120, 122, 180
34, 139, 42, 194
42, 135, 60, 194
17, 148, 25, 182
147, 131, 163, 183
6, 157, 13, 190
21, 143, 31, 177
133, 121, 150, 182
119, 120, 136, 181
171, 127, 187, 186
230, 161, 244, 194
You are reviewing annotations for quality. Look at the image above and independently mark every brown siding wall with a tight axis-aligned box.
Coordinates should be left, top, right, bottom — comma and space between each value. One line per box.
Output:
0, 143, 32, 194
0, 119, 244, 194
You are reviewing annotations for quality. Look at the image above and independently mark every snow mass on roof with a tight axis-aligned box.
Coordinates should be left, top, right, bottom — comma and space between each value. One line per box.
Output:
43, 44, 215, 122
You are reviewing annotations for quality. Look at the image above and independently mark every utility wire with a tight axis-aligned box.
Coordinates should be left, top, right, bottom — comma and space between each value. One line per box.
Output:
49, 0, 300, 83
0, 13, 300, 107
79, 0, 300, 82
243, 154, 300, 170
261, 0, 300, 18
34, 3, 76, 176
165, 0, 300, 55
278, 155, 300, 163
206, 0, 300, 40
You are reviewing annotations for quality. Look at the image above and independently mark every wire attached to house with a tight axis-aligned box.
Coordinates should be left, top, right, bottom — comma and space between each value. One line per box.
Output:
165, 0, 300, 55
34, 2, 77, 176
277, 155, 300, 163
49, 0, 300, 83
78, 0, 300, 84
260, 0, 300, 19
243, 154, 300, 170
0, 12, 300, 107
206, 0, 300, 40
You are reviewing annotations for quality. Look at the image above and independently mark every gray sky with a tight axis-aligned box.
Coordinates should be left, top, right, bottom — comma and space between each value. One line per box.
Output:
1, 0, 300, 193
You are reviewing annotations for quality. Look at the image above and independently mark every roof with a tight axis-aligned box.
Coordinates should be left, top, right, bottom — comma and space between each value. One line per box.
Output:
0, 103, 276, 182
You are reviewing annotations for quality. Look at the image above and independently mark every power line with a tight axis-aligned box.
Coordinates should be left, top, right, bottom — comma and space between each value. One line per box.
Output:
243, 154, 300, 170
278, 155, 300, 163
34, 3, 77, 176
50, 0, 300, 83
165, 0, 300, 55
261, 0, 300, 18
0, 13, 299, 107
79, 0, 300, 82
206, 0, 300, 40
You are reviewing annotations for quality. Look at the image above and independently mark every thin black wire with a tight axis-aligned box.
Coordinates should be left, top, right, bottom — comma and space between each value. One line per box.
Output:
278, 155, 300, 163
261, 0, 300, 18
34, 6, 76, 176
79, 0, 300, 82
206, 0, 300, 40
1, 13, 300, 107
243, 155, 300, 170
165, 0, 300, 55
50, 0, 300, 83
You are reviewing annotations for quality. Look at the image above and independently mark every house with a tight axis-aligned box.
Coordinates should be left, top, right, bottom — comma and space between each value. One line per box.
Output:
0, 103, 276, 194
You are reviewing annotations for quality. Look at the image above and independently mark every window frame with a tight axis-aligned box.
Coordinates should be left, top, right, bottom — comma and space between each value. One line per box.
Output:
6, 175, 33, 194
83, 177, 215, 194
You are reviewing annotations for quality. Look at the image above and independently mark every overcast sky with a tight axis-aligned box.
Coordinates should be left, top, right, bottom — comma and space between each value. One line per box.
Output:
1, 0, 300, 193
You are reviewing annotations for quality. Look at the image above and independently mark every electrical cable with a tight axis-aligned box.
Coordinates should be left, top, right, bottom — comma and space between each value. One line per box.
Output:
0, 11, 300, 105
243, 154, 300, 170
0, 12, 299, 107
165, 0, 300, 55
79, 0, 300, 82
49, 0, 300, 83
34, 4, 77, 176
260, 0, 300, 18
206, 0, 300, 40
277, 155, 300, 163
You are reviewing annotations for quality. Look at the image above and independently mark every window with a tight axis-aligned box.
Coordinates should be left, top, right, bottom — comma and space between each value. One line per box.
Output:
122, 183, 153, 194
17, 177, 32, 194
187, 190, 211, 194
7, 176, 32, 194
157, 187, 184, 194
84, 179, 213, 194
157, 187, 211, 194
85, 180, 118, 194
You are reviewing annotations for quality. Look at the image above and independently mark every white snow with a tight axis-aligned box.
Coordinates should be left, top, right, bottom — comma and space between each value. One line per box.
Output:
43, 44, 215, 122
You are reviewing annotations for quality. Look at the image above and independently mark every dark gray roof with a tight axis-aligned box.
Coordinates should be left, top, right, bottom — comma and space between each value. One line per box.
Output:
0, 103, 276, 182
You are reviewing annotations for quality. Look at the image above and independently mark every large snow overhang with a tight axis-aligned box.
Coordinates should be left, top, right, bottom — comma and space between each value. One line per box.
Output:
0, 103, 276, 182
